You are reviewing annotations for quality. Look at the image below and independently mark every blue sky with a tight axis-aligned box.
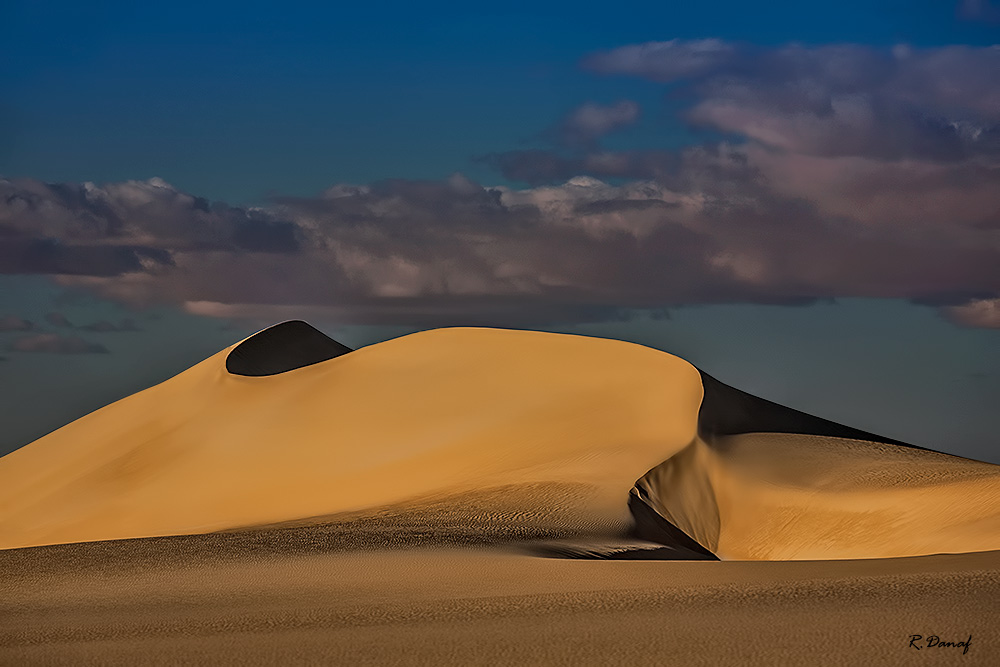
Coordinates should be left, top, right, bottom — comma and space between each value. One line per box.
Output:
5, 1, 997, 202
2, 0, 999, 461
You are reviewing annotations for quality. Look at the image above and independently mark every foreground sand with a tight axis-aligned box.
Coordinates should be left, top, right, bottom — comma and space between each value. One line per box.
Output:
2, 537, 996, 666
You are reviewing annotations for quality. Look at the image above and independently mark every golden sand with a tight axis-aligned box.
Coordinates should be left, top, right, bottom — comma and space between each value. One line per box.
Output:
0, 328, 702, 549
3, 325, 1000, 664
2, 326, 999, 562
640, 433, 1000, 560
2, 543, 997, 665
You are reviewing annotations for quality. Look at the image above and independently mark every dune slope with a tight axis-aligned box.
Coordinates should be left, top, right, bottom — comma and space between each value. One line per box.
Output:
1, 321, 998, 560
0, 324, 702, 550
636, 434, 1000, 560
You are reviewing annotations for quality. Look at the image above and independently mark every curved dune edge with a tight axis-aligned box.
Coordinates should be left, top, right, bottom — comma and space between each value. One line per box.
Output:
0, 322, 997, 561
225, 320, 352, 376
635, 434, 1000, 560
0, 325, 703, 551
634, 368, 1000, 560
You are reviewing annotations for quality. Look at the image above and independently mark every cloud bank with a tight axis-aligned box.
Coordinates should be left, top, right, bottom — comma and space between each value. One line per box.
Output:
7, 333, 109, 354
0, 40, 997, 328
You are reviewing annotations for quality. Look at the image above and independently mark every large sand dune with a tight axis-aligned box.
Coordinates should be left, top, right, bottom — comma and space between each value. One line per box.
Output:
1, 322, 998, 560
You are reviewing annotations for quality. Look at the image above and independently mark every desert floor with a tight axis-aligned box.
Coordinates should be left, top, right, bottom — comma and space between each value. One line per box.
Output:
2, 533, 996, 666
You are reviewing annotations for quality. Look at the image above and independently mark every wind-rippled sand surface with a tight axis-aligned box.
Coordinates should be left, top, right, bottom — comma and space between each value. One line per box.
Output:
3, 543, 998, 666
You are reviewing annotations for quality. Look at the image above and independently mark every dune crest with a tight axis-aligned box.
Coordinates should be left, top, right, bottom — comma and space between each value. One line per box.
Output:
225, 320, 352, 376
1, 322, 998, 560
0, 325, 702, 550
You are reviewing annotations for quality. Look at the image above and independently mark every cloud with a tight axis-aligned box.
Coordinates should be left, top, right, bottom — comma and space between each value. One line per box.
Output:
960, 0, 1000, 22
79, 318, 141, 332
582, 39, 737, 81
479, 149, 677, 185
944, 298, 1000, 328
0, 237, 173, 277
583, 41, 1000, 162
0, 315, 33, 331
0, 40, 998, 329
1, 166, 995, 328
8, 333, 109, 354
44, 312, 73, 328
0, 176, 298, 278
556, 100, 640, 146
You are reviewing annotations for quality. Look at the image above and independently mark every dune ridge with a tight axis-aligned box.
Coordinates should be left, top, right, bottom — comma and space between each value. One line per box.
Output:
0, 324, 702, 551
1, 321, 998, 561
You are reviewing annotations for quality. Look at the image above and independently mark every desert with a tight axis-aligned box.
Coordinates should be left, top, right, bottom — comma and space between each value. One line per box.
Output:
2, 322, 998, 665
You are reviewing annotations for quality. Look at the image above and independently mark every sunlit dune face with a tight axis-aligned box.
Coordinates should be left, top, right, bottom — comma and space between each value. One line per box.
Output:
0, 327, 702, 550
2, 323, 999, 562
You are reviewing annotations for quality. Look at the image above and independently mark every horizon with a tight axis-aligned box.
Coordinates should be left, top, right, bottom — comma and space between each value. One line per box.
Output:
2, 0, 999, 463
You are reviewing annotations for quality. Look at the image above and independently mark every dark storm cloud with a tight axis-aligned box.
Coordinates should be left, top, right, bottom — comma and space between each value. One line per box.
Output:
0, 41, 997, 328
8, 333, 109, 354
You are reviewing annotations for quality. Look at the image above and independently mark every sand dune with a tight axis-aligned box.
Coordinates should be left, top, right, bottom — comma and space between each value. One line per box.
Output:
638, 434, 1000, 560
0, 324, 702, 550
1, 321, 998, 560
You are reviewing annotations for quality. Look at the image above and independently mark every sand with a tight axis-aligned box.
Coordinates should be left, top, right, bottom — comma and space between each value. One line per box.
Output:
2, 541, 997, 665
2, 324, 998, 561
0, 327, 703, 550
3, 323, 1000, 663
640, 433, 1000, 560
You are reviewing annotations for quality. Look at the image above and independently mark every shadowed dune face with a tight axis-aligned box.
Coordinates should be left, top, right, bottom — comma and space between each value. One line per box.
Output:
696, 371, 915, 448
225, 320, 352, 376
0, 322, 998, 561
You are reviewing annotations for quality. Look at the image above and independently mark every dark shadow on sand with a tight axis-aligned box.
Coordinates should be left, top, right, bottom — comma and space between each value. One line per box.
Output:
696, 370, 919, 449
226, 320, 352, 376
